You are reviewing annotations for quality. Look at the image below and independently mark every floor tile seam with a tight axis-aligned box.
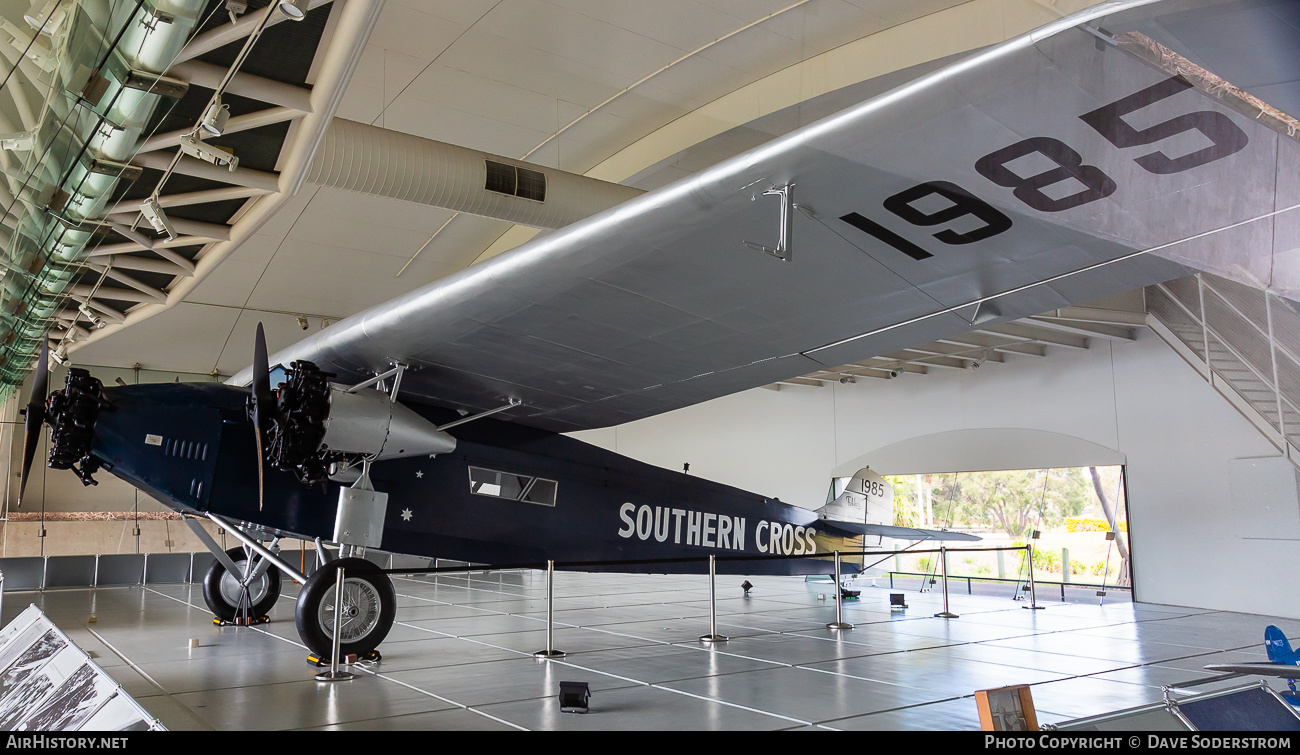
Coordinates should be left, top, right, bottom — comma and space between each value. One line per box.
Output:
977, 635, 1259, 665
95, 591, 217, 730
144, 587, 528, 730
793, 661, 943, 693
391, 575, 813, 609
808, 694, 971, 728
344, 663, 531, 731
393, 618, 815, 727
546, 658, 815, 727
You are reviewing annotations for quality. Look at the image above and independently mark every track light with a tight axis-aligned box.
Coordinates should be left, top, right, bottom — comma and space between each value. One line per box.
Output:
0, 132, 34, 151
78, 304, 106, 330
23, 0, 67, 36
199, 98, 230, 137
278, 0, 310, 20
140, 197, 178, 241
179, 134, 239, 171
296, 316, 309, 330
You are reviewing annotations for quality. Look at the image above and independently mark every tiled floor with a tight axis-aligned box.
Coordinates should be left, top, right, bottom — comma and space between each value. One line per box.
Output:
2, 571, 1295, 730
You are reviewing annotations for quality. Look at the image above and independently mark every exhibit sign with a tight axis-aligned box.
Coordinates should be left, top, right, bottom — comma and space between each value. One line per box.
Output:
0, 605, 164, 731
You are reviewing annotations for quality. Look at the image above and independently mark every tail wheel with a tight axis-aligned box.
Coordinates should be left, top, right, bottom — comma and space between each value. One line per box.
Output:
294, 557, 395, 659
202, 547, 282, 622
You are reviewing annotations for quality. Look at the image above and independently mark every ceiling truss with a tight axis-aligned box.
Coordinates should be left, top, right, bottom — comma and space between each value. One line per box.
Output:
766, 303, 1143, 390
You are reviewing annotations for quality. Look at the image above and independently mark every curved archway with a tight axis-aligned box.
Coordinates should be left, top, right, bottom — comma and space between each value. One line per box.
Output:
832, 428, 1125, 477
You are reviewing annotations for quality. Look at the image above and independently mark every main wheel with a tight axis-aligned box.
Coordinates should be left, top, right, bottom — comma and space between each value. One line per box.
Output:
202, 546, 282, 622
294, 558, 396, 659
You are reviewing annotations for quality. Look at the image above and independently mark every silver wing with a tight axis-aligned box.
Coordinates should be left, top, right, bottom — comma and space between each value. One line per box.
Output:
817, 521, 982, 542
241, 0, 1299, 432
1204, 664, 1300, 679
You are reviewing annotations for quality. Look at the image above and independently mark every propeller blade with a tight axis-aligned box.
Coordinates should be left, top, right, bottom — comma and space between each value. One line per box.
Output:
252, 323, 271, 430
252, 323, 270, 510
18, 340, 51, 508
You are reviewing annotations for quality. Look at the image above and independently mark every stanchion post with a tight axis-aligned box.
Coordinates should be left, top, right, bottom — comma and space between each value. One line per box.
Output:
934, 546, 958, 618
827, 551, 853, 630
699, 554, 729, 643
533, 560, 567, 658
1024, 544, 1044, 610
316, 566, 354, 682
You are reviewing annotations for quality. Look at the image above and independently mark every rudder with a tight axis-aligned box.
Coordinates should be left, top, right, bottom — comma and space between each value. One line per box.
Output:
1265, 625, 1295, 663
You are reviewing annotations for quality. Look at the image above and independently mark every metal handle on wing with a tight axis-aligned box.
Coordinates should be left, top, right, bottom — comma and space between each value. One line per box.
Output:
743, 183, 794, 262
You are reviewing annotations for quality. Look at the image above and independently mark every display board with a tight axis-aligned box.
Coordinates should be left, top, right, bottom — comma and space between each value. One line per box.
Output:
0, 605, 164, 731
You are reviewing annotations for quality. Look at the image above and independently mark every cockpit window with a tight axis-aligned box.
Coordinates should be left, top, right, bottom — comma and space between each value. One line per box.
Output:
468, 466, 557, 506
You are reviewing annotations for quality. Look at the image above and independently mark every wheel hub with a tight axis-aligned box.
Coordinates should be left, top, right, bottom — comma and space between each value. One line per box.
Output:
219, 560, 270, 608
320, 577, 382, 643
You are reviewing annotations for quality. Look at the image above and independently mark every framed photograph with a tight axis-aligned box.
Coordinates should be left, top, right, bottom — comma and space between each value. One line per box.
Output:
976, 684, 1038, 731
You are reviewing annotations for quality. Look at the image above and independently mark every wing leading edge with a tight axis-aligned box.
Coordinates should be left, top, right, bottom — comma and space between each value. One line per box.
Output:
239, 0, 1299, 432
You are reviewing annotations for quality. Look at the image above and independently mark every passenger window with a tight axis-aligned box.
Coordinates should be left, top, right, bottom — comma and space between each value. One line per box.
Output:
468, 467, 557, 506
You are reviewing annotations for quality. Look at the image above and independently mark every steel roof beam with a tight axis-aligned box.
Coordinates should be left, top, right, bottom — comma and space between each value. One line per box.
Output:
108, 187, 273, 219
83, 263, 168, 303
1025, 316, 1137, 341
99, 255, 194, 277
132, 152, 280, 192
942, 332, 1048, 356
68, 285, 163, 304
137, 107, 304, 155
980, 321, 1091, 348
172, 1, 335, 65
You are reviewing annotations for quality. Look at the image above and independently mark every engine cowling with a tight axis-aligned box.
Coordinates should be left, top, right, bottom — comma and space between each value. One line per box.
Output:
261, 361, 457, 483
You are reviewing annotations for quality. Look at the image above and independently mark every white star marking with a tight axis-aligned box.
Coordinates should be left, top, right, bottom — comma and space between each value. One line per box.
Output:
415, 470, 423, 479
400, 508, 413, 522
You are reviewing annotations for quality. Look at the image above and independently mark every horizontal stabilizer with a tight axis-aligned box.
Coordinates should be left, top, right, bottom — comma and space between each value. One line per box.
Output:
818, 520, 980, 542
1204, 663, 1300, 679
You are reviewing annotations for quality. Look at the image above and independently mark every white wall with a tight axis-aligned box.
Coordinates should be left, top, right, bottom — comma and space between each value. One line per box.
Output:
574, 331, 1296, 617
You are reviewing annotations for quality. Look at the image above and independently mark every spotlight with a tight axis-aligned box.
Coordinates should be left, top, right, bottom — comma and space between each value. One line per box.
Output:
278, 0, 310, 20
24, 0, 68, 36
838, 375, 855, 384
741, 580, 753, 596
225, 0, 248, 16
889, 593, 908, 610
78, 304, 106, 329
888, 370, 900, 378
0, 132, 34, 151
296, 316, 309, 330
140, 197, 178, 241
199, 98, 230, 137
558, 681, 590, 714
179, 134, 239, 171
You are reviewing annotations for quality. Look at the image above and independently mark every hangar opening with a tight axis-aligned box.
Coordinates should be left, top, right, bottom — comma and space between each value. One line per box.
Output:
875, 465, 1132, 602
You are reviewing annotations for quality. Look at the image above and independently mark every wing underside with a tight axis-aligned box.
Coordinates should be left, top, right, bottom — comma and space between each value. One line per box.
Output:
241, 0, 1299, 433
1204, 664, 1300, 679
817, 521, 982, 542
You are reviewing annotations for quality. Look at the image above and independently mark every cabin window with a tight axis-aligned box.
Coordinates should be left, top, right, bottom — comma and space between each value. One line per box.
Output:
468, 466, 557, 506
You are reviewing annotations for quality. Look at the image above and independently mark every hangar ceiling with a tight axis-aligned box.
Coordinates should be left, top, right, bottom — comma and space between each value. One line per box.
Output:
61, 0, 1092, 376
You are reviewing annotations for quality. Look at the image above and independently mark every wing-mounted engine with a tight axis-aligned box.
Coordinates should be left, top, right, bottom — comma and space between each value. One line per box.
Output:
255, 359, 457, 484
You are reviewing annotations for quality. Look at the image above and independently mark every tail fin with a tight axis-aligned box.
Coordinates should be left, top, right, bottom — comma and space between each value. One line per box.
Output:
1265, 625, 1295, 663
816, 467, 893, 524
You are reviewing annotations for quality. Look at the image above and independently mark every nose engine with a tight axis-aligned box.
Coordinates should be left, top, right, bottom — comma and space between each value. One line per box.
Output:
45, 368, 112, 487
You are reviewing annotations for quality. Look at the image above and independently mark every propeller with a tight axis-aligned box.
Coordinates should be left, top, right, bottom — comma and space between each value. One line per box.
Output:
17, 339, 51, 508
251, 323, 273, 511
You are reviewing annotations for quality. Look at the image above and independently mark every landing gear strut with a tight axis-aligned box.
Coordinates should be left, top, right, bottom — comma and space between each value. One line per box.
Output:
202, 546, 282, 624
294, 557, 395, 660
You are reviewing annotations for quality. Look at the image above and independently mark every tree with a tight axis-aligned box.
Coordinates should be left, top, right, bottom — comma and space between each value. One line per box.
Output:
923, 468, 1089, 537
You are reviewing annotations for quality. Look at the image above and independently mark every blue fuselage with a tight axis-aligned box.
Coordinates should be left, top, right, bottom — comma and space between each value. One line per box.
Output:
87, 383, 858, 575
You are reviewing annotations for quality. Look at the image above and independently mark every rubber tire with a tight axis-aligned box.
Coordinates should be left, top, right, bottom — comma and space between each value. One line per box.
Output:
294, 557, 396, 659
202, 546, 282, 622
